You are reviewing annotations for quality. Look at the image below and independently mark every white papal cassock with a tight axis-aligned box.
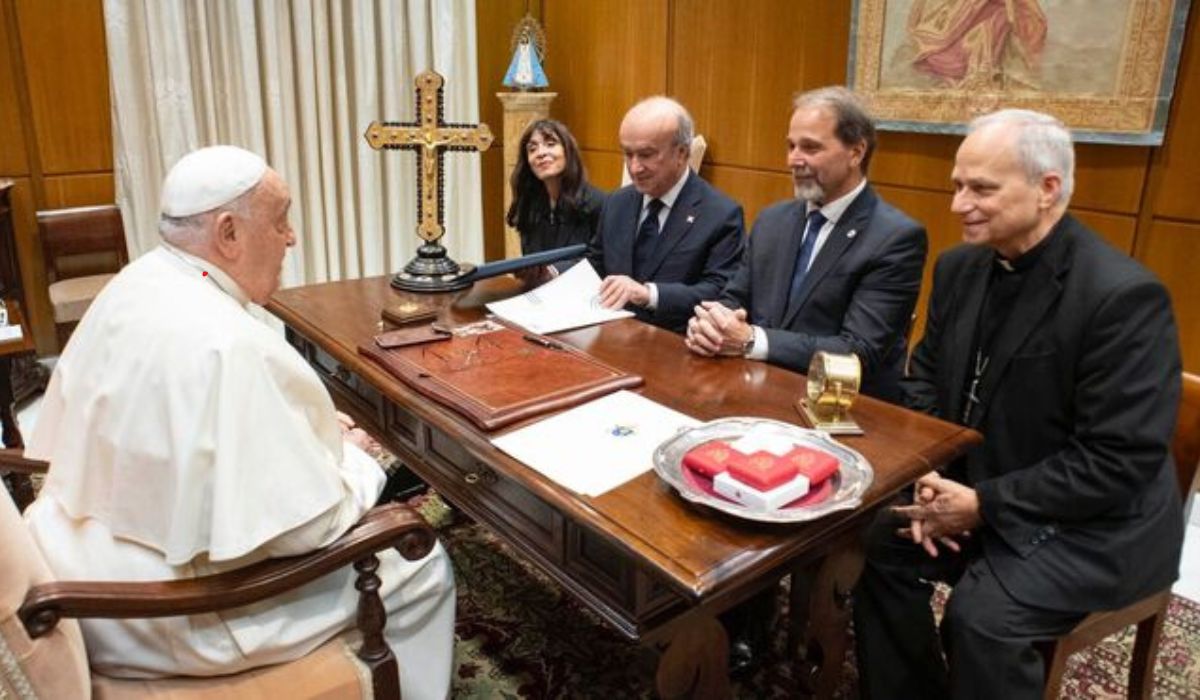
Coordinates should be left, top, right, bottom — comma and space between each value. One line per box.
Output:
24, 244, 455, 699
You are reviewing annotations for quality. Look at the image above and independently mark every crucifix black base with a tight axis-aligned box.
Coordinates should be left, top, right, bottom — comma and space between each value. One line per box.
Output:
390, 242, 476, 293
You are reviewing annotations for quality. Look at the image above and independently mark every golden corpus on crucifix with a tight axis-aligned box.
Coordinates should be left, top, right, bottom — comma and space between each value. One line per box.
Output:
365, 70, 494, 292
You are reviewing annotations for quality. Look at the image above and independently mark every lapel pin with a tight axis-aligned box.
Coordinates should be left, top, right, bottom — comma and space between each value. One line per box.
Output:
846, 229, 858, 239
686, 214, 696, 224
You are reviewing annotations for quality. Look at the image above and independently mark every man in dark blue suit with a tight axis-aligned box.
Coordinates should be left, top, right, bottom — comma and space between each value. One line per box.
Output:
587, 96, 744, 332
684, 87, 926, 403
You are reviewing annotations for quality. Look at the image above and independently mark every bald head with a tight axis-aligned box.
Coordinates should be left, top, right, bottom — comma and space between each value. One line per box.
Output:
620, 96, 693, 198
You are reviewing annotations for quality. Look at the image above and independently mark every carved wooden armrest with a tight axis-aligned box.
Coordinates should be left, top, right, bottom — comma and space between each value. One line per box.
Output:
19, 502, 434, 696
20, 502, 433, 632
0, 448, 48, 475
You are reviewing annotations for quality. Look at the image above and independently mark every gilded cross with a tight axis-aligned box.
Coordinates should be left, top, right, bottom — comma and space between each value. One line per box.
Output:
365, 71, 493, 243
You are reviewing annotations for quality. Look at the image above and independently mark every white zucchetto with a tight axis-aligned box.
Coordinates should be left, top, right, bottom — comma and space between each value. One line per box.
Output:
160, 145, 268, 217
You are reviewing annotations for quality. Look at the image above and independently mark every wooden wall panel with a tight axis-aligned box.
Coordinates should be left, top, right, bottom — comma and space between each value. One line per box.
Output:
475, 0, 529, 261
873, 185, 958, 344
871, 132, 959, 194
1071, 145, 1149, 215
15, 0, 111, 175
1138, 220, 1200, 372
580, 149, 626, 193
543, 0, 668, 152
702, 165, 791, 228
871, 131, 1148, 215
41, 173, 114, 209
0, 4, 29, 176
1152, 0, 1200, 221
672, 0, 849, 171
1068, 209, 1137, 255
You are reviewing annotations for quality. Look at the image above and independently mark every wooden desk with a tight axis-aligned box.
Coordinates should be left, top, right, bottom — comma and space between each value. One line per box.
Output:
268, 277, 980, 698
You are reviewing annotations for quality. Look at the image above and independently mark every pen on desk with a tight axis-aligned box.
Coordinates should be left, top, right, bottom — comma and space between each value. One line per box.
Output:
522, 334, 563, 350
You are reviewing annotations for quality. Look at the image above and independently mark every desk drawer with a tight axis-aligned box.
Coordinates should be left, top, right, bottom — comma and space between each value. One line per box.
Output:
309, 344, 383, 423
426, 425, 563, 563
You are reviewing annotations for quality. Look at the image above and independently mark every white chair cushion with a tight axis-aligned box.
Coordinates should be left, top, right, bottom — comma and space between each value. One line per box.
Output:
49, 273, 117, 323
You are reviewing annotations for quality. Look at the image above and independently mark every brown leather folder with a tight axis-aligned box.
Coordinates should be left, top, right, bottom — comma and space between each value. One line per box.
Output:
359, 326, 643, 431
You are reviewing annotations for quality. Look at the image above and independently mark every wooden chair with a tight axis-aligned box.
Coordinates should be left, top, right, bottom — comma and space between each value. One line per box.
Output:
1, 468, 431, 700
0, 447, 41, 511
1040, 371, 1200, 699
36, 204, 128, 349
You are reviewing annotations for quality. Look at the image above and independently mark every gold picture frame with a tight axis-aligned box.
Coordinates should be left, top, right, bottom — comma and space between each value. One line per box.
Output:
848, 0, 1193, 145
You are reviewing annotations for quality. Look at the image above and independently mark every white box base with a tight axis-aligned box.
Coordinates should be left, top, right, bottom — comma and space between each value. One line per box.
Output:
713, 471, 811, 511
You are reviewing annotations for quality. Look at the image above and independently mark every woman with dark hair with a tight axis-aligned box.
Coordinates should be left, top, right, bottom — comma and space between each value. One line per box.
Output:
506, 119, 604, 280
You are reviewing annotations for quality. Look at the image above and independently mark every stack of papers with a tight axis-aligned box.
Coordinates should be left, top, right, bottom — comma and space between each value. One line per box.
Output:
485, 260, 633, 334
492, 390, 699, 496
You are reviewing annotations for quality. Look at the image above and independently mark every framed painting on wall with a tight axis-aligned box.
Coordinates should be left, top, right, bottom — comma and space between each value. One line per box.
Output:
848, 0, 1193, 145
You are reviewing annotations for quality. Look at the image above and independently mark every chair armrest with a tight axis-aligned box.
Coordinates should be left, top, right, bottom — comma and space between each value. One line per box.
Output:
0, 448, 48, 475
20, 502, 435, 638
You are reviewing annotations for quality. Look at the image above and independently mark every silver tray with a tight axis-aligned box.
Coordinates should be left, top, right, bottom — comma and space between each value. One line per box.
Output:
652, 417, 874, 524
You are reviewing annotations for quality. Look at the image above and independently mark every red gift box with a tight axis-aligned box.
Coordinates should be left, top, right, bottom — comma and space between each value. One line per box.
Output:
783, 445, 839, 485
682, 440, 745, 477
728, 450, 799, 491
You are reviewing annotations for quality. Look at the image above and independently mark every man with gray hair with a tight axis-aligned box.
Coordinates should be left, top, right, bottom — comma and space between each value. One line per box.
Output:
587, 96, 744, 332
686, 86, 926, 403
854, 110, 1183, 699
24, 146, 456, 698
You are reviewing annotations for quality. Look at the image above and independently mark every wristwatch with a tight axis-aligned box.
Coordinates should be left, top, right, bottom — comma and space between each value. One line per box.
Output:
741, 329, 756, 356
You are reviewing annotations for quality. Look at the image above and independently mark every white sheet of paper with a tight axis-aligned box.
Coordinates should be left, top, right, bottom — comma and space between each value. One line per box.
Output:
0, 324, 23, 342
492, 390, 699, 497
485, 259, 634, 334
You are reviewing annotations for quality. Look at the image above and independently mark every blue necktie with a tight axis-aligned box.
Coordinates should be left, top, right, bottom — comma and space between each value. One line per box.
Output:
789, 209, 827, 303
633, 198, 665, 280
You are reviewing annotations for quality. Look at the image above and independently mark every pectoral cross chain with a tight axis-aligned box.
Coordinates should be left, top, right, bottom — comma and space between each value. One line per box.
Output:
962, 350, 988, 424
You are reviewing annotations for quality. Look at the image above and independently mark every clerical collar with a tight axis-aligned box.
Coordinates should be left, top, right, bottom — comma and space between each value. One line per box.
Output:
159, 242, 251, 307
994, 224, 1059, 274
642, 167, 690, 215
806, 178, 866, 226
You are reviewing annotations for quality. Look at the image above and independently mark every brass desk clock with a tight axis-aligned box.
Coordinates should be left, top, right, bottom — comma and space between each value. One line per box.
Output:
797, 351, 864, 435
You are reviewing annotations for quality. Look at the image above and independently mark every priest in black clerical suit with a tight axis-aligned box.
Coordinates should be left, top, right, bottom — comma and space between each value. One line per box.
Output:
853, 109, 1184, 700
587, 96, 743, 333
686, 87, 926, 403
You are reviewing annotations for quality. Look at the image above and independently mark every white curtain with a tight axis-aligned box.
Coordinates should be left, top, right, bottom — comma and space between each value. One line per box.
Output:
103, 0, 483, 288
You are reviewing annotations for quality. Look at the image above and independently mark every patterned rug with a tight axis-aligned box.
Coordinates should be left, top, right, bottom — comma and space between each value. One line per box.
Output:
405, 491, 1200, 699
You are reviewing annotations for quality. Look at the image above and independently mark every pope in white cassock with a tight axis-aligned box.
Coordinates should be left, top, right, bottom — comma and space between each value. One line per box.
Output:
23, 146, 456, 699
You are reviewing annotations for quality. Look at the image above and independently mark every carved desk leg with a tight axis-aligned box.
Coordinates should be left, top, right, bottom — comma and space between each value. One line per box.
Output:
791, 535, 866, 698
653, 610, 730, 699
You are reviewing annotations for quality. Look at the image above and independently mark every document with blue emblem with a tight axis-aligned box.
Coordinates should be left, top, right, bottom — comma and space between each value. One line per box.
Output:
492, 390, 698, 496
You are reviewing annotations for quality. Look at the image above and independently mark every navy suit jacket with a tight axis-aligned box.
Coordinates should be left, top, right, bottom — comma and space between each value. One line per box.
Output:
586, 172, 744, 332
904, 214, 1183, 612
720, 185, 926, 402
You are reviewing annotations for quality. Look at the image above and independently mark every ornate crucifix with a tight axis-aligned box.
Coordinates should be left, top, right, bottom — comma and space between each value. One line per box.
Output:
365, 70, 493, 292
